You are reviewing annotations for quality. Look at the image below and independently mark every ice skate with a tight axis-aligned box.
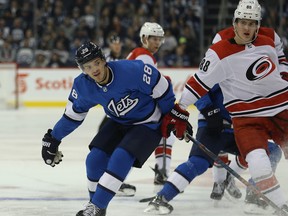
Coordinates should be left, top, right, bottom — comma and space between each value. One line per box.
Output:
225, 173, 242, 199
144, 195, 173, 215
243, 190, 273, 215
76, 202, 106, 216
152, 164, 168, 185
210, 182, 225, 201
116, 183, 136, 197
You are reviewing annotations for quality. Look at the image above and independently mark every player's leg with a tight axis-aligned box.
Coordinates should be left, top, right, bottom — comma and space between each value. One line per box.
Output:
233, 116, 288, 213
210, 152, 230, 200
78, 124, 162, 215
144, 126, 225, 214
210, 131, 244, 202
244, 141, 282, 214
98, 117, 136, 197
153, 134, 175, 186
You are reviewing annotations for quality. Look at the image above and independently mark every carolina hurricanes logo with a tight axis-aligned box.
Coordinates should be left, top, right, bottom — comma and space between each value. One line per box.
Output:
246, 56, 276, 81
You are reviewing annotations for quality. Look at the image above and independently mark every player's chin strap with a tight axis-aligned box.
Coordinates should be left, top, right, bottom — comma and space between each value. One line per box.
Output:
186, 133, 288, 216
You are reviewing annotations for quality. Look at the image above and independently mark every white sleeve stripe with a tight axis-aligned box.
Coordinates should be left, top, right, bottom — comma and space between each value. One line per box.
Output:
64, 100, 88, 121
151, 75, 169, 99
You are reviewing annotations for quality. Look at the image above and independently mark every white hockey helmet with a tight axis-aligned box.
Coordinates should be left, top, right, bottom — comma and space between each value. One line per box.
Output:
233, 0, 262, 23
139, 22, 165, 44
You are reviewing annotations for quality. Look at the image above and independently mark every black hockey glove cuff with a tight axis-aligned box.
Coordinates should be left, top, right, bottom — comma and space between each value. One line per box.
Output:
201, 106, 223, 135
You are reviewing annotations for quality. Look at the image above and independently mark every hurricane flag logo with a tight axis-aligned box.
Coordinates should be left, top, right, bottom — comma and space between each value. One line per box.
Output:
246, 56, 275, 81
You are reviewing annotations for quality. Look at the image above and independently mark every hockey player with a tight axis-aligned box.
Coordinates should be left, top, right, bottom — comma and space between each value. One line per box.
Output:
41, 41, 175, 216
210, 0, 288, 211
145, 0, 288, 215
127, 22, 175, 186
104, 34, 124, 62
197, 84, 282, 215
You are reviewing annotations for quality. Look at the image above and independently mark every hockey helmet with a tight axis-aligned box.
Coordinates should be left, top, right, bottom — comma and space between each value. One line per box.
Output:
139, 22, 165, 44
109, 34, 121, 44
233, 0, 262, 23
75, 41, 105, 67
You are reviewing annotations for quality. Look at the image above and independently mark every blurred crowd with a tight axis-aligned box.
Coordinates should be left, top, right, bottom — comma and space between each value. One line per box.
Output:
0, 0, 287, 68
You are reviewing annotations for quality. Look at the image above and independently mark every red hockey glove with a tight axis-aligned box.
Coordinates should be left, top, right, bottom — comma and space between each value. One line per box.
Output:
280, 72, 288, 82
161, 104, 191, 139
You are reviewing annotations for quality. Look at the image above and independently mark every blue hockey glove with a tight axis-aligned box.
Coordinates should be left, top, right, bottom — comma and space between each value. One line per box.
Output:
201, 106, 223, 136
42, 129, 63, 167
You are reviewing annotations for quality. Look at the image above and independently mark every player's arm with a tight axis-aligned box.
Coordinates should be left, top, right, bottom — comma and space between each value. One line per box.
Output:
162, 49, 224, 139
195, 85, 224, 135
138, 63, 176, 114
41, 85, 89, 167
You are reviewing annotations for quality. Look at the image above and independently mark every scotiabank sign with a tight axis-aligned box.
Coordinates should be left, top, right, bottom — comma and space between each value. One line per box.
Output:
18, 68, 196, 107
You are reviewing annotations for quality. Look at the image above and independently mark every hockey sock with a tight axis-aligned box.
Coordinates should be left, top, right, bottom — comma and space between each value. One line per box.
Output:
267, 141, 282, 172
246, 149, 287, 207
158, 156, 209, 201
212, 154, 229, 183
86, 148, 110, 199
92, 147, 135, 209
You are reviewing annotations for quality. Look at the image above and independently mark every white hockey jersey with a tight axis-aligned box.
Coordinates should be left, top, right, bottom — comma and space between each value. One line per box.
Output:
180, 35, 288, 117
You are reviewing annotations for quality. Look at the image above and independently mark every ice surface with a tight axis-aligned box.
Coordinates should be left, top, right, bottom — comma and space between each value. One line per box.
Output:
0, 108, 287, 216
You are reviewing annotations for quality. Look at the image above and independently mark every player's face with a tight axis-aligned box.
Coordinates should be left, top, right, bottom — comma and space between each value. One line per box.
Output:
146, 36, 164, 54
234, 19, 258, 44
110, 42, 122, 55
82, 58, 108, 84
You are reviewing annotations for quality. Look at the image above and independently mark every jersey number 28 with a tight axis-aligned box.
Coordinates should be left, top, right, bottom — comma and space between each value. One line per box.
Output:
143, 65, 152, 84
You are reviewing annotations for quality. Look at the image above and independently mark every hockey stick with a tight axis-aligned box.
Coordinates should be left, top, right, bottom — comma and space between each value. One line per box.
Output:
139, 196, 155, 203
160, 137, 167, 177
186, 133, 287, 216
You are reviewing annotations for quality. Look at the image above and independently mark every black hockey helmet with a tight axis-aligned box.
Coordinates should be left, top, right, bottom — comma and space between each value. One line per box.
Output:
75, 41, 105, 67
109, 34, 121, 44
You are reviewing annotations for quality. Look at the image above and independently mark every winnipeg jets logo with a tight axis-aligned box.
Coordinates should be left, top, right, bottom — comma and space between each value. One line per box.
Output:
246, 56, 275, 81
107, 95, 139, 117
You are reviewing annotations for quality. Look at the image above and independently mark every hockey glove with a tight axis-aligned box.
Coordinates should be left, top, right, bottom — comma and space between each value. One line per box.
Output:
201, 106, 223, 136
161, 104, 191, 139
42, 129, 63, 167
177, 121, 193, 143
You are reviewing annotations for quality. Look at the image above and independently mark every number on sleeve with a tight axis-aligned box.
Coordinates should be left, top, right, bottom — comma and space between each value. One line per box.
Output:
143, 65, 153, 84
199, 59, 210, 72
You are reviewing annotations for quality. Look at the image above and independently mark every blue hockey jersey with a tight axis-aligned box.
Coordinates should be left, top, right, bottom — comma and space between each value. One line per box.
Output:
51, 60, 175, 141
